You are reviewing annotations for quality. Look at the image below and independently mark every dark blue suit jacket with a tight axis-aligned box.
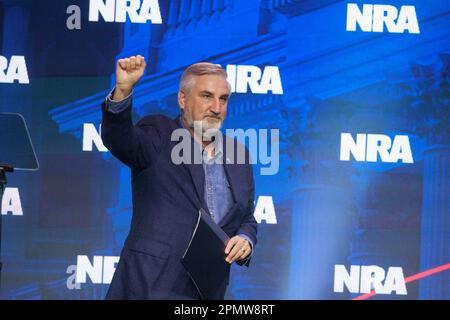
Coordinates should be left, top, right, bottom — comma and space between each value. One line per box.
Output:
101, 98, 257, 300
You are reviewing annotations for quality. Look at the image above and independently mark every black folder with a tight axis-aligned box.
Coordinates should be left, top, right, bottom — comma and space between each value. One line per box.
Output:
181, 208, 230, 300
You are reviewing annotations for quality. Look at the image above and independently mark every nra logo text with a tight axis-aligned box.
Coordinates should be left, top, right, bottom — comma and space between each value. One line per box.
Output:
346, 3, 419, 34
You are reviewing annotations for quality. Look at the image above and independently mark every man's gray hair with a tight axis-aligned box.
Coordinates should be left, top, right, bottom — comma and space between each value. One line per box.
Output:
179, 62, 229, 93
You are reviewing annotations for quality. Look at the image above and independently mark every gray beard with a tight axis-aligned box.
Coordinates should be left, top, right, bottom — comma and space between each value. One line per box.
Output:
184, 112, 223, 141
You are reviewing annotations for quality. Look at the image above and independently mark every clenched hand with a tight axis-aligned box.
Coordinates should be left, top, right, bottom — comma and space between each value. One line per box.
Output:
113, 55, 147, 101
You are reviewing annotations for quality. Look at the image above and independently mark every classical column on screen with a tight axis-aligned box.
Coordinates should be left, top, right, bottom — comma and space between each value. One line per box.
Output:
407, 57, 450, 300
285, 99, 354, 299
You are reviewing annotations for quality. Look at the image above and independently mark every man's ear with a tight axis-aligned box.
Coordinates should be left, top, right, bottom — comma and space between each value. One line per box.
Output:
178, 90, 185, 111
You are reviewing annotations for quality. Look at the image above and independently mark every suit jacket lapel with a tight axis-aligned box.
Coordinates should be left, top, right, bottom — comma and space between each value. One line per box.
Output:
175, 115, 206, 209
185, 162, 206, 211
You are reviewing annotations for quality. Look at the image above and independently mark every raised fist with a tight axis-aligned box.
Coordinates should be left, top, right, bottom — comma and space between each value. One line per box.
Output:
113, 55, 146, 101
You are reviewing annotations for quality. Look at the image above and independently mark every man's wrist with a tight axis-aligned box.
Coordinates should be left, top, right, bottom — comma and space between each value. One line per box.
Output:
238, 234, 254, 255
112, 86, 132, 101
105, 87, 133, 114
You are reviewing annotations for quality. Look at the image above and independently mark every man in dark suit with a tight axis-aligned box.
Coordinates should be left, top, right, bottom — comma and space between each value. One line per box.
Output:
101, 55, 257, 299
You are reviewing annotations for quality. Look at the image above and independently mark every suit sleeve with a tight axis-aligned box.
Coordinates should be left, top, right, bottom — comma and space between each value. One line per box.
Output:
236, 163, 258, 267
101, 93, 162, 171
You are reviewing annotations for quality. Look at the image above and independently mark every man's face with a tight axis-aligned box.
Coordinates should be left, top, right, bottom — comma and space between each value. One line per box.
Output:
179, 74, 230, 138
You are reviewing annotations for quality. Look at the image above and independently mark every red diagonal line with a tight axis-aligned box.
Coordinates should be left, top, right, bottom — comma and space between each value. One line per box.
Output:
353, 290, 376, 300
404, 262, 450, 283
352, 262, 450, 300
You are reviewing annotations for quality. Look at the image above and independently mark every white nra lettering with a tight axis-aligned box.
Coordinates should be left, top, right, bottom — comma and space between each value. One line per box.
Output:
334, 264, 407, 295
226, 65, 283, 95
0, 55, 29, 84
254, 196, 277, 224
89, 0, 162, 24
1, 187, 23, 216
346, 3, 420, 34
83, 123, 108, 152
340, 133, 413, 163
75, 255, 120, 284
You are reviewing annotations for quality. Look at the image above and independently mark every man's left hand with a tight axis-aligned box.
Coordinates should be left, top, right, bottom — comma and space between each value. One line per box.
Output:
224, 235, 251, 264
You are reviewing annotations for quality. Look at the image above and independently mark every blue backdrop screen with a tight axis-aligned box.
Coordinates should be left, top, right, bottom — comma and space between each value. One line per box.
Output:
0, 0, 448, 300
